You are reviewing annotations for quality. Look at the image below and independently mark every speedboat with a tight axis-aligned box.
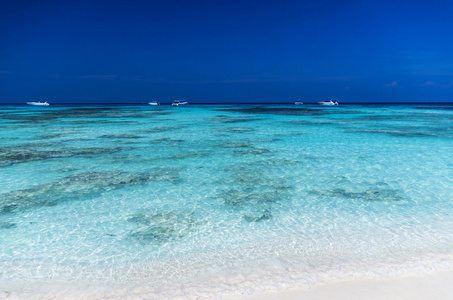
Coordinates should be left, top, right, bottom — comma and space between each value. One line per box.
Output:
148, 102, 160, 105
172, 100, 188, 106
318, 100, 338, 106
27, 101, 50, 106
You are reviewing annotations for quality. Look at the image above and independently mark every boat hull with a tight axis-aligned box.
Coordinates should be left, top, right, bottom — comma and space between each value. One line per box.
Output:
27, 102, 50, 106
172, 101, 188, 106
318, 101, 338, 106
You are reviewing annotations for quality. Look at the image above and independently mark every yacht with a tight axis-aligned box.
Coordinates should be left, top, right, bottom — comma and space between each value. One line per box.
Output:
172, 100, 188, 106
26, 101, 50, 106
148, 102, 160, 105
318, 100, 338, 106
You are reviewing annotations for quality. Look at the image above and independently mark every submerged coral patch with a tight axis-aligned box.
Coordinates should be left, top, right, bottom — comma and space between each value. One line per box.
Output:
98, 134, 144, 139
0, 222, 17, 230
345, 128, 448, 138
149, 138, 186, 144
355, 114, 415, 121
71, 120, 135, 124
166, 153, 205, 160
0, 171, 155, 215
285, 120, 337, 126
232, 148, 271, 156
138, 126, 184, 133
214, 126, 255, 133
243, 210, 273, 222
310, 188, 405, 202
0, 143, 131, 167
0, 147, 70, 167
217, 142, 254, 149
215, 107, 330, 116
207, 115, 262, 123
128, 210, 201, 245
73, 146, 133, 156
146, 167, 182, 183
0, 107, 173, 127
245, 138, 280, 143
251, 159, 300, 166
1, 204, 18, 214
38, 133, 66, 139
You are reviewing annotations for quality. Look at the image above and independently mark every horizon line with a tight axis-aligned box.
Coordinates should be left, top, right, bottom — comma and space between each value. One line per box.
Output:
1, 101, 453, 106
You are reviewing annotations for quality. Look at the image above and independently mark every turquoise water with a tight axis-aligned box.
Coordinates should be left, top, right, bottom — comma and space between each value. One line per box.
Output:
1, 104, 453, 298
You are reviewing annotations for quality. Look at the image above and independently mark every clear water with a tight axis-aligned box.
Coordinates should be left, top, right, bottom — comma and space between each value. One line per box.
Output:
1, 104, 453, 298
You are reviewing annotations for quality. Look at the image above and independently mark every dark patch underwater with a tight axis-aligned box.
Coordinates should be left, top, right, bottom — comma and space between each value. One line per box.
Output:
309, 187, 405, 202
127, 210, 202, 245
0, 169, 181, 215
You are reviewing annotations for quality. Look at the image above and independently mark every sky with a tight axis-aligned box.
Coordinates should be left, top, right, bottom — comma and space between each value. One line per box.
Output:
0, 0, 452, 103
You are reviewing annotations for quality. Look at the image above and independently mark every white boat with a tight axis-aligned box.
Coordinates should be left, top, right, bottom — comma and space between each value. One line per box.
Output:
318, 100, 338, 106
172, 100, 188, 106
148, 102, 160, 105
294, 100, 303, 105
27, 101, 50, 106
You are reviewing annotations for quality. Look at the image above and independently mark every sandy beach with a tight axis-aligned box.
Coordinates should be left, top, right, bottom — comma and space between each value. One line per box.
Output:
239, 271, 453, 300
2, 267, 453, 299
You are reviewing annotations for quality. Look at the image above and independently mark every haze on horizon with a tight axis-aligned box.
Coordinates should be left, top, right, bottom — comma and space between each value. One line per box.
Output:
1, 0, 452, 104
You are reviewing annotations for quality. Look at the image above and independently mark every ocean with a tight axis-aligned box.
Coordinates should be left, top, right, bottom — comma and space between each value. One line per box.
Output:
0, 103, 452, 299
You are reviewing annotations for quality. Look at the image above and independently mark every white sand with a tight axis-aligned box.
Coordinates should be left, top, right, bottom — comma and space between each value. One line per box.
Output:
238, 271, 453, 300
2, 272, 453, 299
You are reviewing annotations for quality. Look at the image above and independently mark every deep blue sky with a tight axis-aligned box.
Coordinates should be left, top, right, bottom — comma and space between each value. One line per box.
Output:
1, 0, 452, 103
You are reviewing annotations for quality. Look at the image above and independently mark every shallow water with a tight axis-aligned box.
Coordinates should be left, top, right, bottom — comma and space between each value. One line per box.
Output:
1, 104, 453, 298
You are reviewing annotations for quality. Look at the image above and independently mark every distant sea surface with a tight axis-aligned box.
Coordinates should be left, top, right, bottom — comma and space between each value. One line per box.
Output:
1, 104, 452, 298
